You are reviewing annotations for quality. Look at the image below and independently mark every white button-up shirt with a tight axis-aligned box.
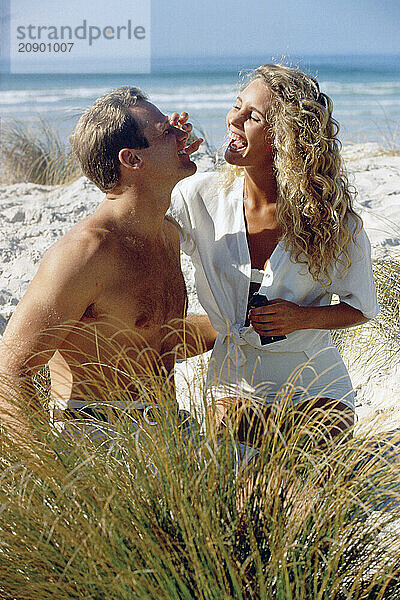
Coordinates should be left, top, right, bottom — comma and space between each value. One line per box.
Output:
169, 172, 379, 360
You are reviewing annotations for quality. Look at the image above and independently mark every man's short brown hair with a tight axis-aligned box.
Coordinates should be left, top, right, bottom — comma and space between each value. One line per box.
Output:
70, 86, 149, 192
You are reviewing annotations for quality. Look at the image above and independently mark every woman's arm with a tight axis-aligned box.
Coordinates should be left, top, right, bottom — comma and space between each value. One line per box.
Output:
298, 302, 369, 330
249, 299, 369, 338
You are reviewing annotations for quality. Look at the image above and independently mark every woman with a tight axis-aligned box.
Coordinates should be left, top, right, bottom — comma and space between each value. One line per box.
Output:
170, 63, 378, 444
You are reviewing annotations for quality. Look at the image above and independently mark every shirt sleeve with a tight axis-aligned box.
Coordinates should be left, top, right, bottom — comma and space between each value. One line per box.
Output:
168, 184, 196, 256
330, 226, 379, 319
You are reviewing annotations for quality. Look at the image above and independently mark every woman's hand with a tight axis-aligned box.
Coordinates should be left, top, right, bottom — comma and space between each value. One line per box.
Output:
249, 299, 307, 337
170, 111, 203, 155
249, 299, 369, 337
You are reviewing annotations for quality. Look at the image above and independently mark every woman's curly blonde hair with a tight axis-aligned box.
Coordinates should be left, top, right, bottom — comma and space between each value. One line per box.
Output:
227, 63, 362, 285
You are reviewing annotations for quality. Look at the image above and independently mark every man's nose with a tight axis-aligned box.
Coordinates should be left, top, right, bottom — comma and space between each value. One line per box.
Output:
174, 125, 189, 141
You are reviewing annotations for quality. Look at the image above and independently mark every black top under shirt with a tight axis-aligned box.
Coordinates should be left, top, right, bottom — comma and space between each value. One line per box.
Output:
244, 270, 264, 328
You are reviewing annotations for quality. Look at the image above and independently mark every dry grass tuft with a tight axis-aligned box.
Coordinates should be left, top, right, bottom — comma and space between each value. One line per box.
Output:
332, 251, 400, 373
0, 118, 81, 186
376, 115, 400, 157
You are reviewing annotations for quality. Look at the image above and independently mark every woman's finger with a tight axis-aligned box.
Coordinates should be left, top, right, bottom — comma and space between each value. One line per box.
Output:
169, 112, 180, 125
250, 316, 276, 325
180, 122, 193, 133
177, 112, 189, 125
171, 112, 190, 128
185, 138, 204, 155
249, 311, 276, 322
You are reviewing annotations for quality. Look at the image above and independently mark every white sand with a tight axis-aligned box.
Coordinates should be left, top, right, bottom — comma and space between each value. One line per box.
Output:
1, 144, 399, 432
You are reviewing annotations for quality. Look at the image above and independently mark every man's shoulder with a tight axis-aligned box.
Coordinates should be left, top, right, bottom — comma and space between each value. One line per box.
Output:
42, 217, 114, 279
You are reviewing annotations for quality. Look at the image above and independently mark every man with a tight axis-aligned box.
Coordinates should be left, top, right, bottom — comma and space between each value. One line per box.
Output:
0, 86, 205, 439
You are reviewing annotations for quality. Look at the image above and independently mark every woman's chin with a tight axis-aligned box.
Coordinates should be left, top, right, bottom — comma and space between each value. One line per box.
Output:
224, 147, 245, 165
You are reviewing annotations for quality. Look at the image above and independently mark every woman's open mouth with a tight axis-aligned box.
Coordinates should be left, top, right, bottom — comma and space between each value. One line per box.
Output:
227, 131, 248, 152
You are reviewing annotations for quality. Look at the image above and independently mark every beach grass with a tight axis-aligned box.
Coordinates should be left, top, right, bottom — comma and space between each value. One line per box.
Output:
187, 124, 218, 163
0, 117, 81, 186
0, 312, 400, 599
1, 396, 400, 599
375, 112, 400, 156
332, 251, 400, 377
1, 115, 397, 188
0, 386, 399, 599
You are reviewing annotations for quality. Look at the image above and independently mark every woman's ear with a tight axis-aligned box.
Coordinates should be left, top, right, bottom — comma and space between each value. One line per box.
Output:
118, 148, 144, 170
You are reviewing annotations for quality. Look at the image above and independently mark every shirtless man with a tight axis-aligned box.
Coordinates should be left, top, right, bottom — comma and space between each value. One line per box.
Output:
0, 86, 204, 439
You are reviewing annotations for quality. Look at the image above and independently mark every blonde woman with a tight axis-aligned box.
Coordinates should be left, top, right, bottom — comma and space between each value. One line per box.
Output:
170, 64, 378, 444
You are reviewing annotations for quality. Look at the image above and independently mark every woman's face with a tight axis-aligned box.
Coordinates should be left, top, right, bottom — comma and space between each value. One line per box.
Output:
225, 79, 274, 168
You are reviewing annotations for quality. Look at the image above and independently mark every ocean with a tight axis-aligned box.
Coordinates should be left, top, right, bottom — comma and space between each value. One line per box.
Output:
1, 54, 399, 150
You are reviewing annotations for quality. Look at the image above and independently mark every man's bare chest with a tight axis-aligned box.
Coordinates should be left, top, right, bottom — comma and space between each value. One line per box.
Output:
86, 243, 187, 332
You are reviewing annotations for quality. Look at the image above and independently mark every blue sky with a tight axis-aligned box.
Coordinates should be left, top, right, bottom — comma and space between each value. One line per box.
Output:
152, 0, 400, 57
4, 0, 399, 74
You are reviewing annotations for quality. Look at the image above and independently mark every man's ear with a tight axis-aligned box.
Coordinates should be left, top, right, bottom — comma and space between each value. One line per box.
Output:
118, 148, 144, 171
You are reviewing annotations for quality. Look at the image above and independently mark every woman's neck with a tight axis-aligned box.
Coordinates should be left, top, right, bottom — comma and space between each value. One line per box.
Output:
244, 166, 278, 209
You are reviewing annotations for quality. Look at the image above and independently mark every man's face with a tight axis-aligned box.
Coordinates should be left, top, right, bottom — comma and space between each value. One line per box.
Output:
130, 101, 197, 183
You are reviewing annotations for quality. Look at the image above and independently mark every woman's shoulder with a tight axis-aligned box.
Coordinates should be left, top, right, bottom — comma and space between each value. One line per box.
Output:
346, 210, 363, 231
345, 212, 371, 248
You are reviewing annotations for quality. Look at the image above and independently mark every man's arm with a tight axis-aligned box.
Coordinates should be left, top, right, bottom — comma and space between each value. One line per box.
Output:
167, 314, 218, 360
183, 314, 218, 356
0, 230, 108, 439
163, 219, 218, 358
